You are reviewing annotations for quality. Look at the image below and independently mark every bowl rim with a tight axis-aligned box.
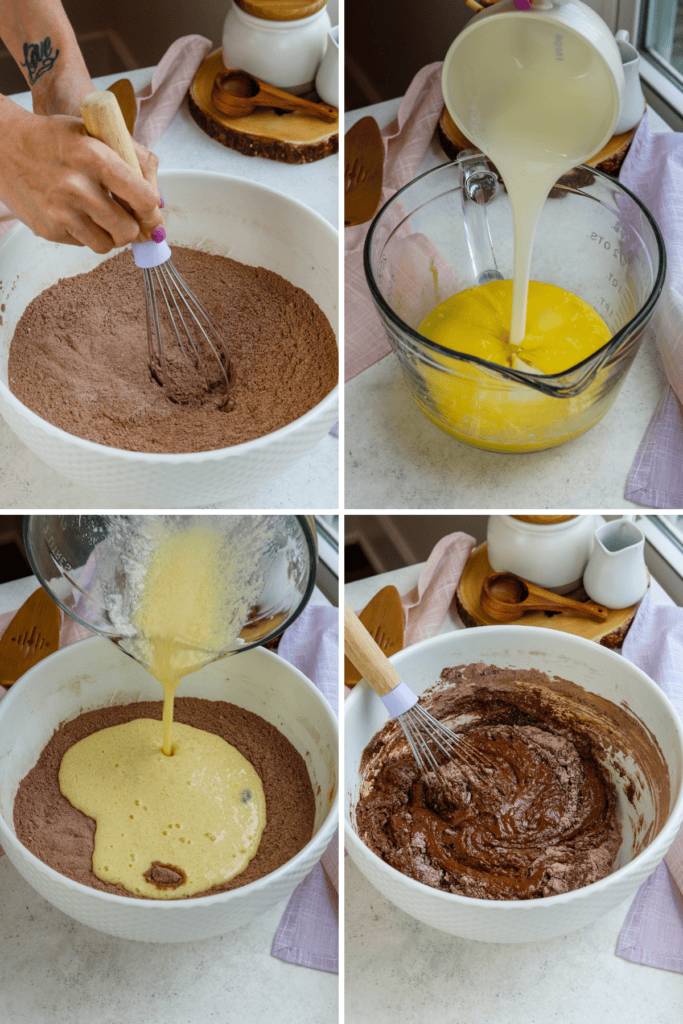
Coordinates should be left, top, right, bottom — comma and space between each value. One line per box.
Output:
344, 624, 683, 911
0, 169, 339, 462
363, 161, 667, 398
0, 636, 339, 909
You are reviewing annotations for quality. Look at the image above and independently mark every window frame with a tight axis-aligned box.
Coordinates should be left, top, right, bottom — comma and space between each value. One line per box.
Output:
640, 515, 683, 606
617, 0, 683, 129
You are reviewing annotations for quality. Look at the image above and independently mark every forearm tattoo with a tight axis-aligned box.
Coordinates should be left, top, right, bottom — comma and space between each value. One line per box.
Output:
21, 37, 60, 86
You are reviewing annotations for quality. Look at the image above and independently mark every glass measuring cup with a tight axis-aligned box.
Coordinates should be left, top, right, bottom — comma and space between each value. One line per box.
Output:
24, 514, 317, 661
364, 161, 665, 452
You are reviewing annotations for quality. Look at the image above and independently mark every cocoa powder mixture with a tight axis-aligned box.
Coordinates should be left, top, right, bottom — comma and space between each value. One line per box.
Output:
14, 698, 316, 899
7, 248, 337, 453
355, 664, 641, 901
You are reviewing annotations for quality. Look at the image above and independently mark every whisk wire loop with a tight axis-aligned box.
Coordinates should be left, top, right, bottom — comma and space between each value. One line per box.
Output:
143, 263, 232, 407
399, 703, 491, 782
164, 262, 232, 380
142, 269, 172, 390
152, 266, 190, 360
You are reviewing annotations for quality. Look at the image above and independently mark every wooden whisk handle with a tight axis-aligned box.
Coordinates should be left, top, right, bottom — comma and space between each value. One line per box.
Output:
81, 90, 142, 176
344, 603, 402, 697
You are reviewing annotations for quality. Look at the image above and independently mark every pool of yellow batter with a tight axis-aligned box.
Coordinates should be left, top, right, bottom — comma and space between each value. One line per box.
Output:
416, 280, 612, 452
59, 718, 267, 900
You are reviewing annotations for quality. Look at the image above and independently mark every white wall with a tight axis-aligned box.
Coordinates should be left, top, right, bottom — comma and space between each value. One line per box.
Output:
346, 0, 472, 104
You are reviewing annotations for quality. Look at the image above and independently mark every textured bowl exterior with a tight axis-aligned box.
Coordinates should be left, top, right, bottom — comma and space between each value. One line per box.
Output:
0, 171, 338, 507
3, 839, 323, 943
0, 638, 338, 942
345, 626, 683, 942
0, 395, 338, 507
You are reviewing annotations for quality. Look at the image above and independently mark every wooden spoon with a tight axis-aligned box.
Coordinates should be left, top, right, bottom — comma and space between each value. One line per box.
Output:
345, 585, 404, 688
345, 116, 384, 226
0, 588, 61, 688
212, 70, 337, 122
481, 572, 608, 624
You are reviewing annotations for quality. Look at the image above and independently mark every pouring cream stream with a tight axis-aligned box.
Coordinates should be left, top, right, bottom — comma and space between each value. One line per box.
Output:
441, 0, 624, 345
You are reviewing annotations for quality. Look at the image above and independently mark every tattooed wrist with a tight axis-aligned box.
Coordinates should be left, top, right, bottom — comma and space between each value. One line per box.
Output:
21, 37, 60, 87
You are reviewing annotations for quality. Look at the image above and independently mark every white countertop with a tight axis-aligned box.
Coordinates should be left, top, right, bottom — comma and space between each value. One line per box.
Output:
345, 100, 672, 511
0, 66, 339, 511
344, 565, 683, 1024
0, 573, 336, 1024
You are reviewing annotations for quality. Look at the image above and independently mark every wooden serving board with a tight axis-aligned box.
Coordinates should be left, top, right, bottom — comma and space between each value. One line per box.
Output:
189, 50, 338, 164
456, 544, 643, 649
437, 106, 642, 178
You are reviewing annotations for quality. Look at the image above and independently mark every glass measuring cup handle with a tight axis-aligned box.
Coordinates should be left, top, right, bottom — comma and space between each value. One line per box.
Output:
457, 150, 503, 287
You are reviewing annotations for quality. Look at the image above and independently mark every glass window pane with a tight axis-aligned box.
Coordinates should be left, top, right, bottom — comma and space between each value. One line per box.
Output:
644, 0, 683, 79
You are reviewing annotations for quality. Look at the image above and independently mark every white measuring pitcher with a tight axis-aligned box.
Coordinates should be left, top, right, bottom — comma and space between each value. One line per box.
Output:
582, 518, 649, 609
442, 0, 625, 164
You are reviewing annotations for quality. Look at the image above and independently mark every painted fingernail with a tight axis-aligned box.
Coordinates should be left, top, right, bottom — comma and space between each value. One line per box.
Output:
152, 226, 166, 244
158, 190, 165, 209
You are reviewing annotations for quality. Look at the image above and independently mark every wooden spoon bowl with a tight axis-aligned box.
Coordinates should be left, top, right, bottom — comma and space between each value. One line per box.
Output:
212, 69, 337, 122
481, 572, 608, 624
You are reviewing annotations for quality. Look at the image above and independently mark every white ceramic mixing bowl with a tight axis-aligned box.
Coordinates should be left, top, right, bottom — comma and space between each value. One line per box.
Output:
345, 626, 683, 943
0, 171, 338, 507
0, 636, 338, 942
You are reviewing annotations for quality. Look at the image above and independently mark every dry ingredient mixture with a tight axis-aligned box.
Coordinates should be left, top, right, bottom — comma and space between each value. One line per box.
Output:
7, 247, 337, 453
14, 697, 315, 899
356, 664, 629, 901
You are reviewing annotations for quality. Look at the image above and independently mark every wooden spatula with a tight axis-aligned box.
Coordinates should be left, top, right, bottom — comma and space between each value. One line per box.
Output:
0, 588, 61, 688
345, 116, 384, 226
345, 585, 404, 687
107, 78, 136, 135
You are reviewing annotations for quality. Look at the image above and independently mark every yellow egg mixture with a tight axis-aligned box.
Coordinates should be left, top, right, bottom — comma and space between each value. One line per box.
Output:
59, 520, 270, 898
417, 280, 611, 452
130, 522, 249, 757
59, 719, 266, 899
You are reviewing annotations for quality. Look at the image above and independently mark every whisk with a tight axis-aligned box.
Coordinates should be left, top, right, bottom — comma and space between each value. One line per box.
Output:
344, 604, 490, 779
80, 91, 233, 408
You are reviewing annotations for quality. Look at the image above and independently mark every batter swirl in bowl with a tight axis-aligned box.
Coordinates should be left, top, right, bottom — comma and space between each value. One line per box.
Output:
356, 665, 622, 900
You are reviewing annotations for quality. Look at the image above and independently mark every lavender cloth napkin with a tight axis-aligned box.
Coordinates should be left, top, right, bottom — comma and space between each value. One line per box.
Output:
617, 589, 683, 971
620, 115, 683, 507
271, 604, 339, 973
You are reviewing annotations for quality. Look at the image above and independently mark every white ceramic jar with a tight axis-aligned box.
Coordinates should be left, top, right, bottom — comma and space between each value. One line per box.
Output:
487, 515, 604, 594
222, 0, 331, 95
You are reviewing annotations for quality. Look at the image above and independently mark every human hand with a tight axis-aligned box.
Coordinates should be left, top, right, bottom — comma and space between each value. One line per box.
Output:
0, 101, 163, 252
31, 70, 162, 237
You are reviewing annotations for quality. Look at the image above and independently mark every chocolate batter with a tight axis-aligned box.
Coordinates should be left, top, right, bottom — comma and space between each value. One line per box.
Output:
14, 698, 315, 899
356, 664, 629, 901
7, 248, 337, 453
